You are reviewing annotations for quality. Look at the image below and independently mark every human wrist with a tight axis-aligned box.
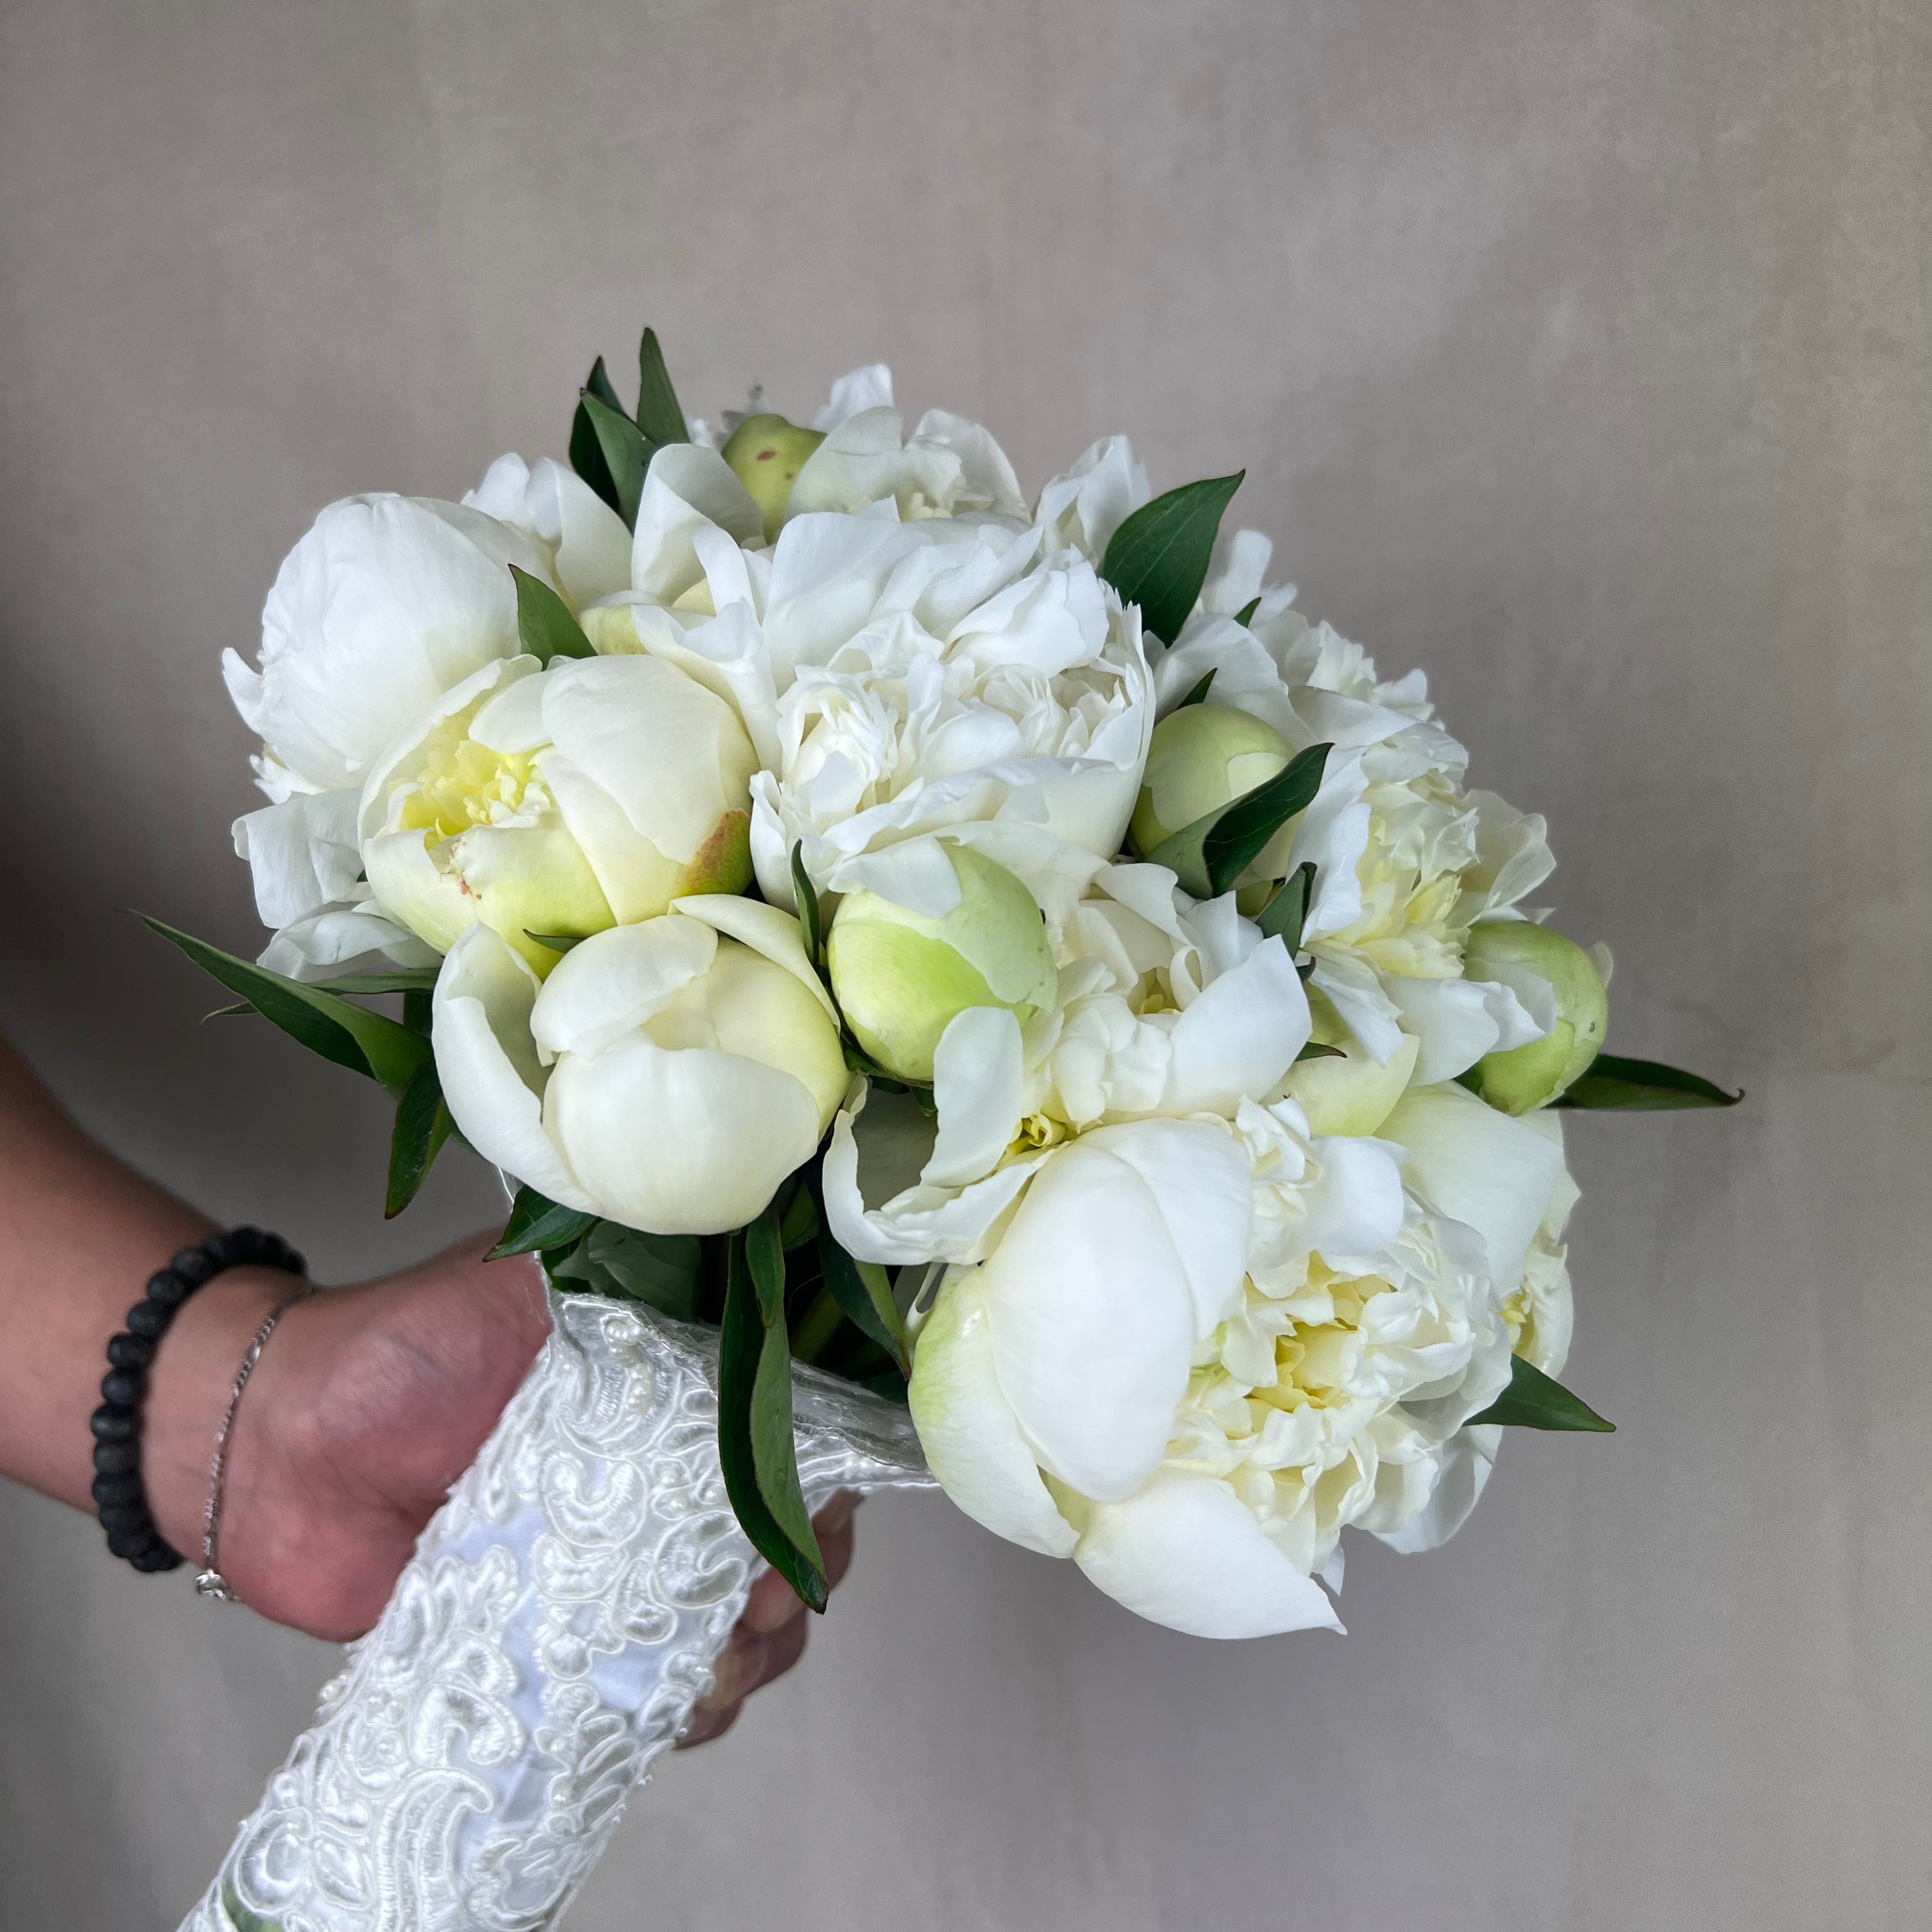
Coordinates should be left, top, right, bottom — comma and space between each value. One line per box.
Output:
141, 1266, 298, 1561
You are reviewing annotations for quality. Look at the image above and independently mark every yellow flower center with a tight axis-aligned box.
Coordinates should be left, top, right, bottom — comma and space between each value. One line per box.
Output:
397, 727, 544, 843
1249, 1262, 1393, 1416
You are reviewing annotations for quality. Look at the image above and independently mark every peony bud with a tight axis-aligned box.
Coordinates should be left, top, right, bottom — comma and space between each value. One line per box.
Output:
1275, 990, 1420, 1135
721, 412, 827, 543
1128, 703, 1293, 860
827, 843, 1057, 1083
1460, 923, 1609, 1114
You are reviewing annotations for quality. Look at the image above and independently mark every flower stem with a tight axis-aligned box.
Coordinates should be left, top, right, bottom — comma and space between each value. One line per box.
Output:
791, 1285, 844, 1364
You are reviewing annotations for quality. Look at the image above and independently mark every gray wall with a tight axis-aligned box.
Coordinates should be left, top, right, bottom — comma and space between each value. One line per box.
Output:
2, 2, 1926, 1926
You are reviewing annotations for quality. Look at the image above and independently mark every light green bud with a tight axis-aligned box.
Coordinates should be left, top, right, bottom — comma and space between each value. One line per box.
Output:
828, 845, 1057, 1083
1278, 991, 1421, 1136
1128, 703, 1293, 859
721, 412, 827, 542
1462, 923, 1609, 1114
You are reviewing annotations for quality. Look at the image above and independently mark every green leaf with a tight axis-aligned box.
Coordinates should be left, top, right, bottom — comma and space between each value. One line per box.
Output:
579, 390, 651, 528
719, 1225, 827, 1609
489, 1186, 599, 1259
142, 917, 431, 1100
816, 1233, 907, 1374
1099, 473, 1245, 646
1294, 1040, 1345, 1062
1144, 743, 1330, 899
633, 326, 689, 447
585, 353, 624, 415
525, 931, 586, 958
510, 564, 593, 664
385, 1061, 454, 1218
790, 842, 824, 967
1554, 1054, 1744, 1112
305, 968, 441, 995
1468, 1354, 1616, 1431
1176, 670, 1216, 709
1257, 859, 1317, 952
548, 1220, 703, 1319
571, 399, 620, 518
1234, 595, 1262, 627
401, 987, 431, 1037
779, 1183, 820, 1252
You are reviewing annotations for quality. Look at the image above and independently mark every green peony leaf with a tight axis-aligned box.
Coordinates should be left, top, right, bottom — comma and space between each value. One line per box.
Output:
489, 1186, 598, 1259
509, 565, 593, 664
578, 391, 651, 528
569, 357, 626, 517
385, 1061, 454, 1219
1468, 1354, 1615, 1431
634, 326, 689, 448
548, 1221, 703, 1320
719, 1218, 827, 1609
1257, 859, 1318, 953
305, 968, 441, 995
1554, 1054, 1744, 1111
1100, 473, 1245, 647
1175, 670, 1216, 709
815, 1228, 907, 1374
143, 917, 431, 1100
1234, 595, 1262, 627
1144, 743, 1330, 900
790, 841, 824, 969
584, 353, 624, 415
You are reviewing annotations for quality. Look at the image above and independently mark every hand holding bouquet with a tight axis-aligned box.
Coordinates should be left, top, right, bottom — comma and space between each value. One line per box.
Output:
166, 328, 1738, 1644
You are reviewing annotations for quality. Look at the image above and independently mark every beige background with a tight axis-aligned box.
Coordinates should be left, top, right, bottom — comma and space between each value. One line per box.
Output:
2, 1, 1928, 1926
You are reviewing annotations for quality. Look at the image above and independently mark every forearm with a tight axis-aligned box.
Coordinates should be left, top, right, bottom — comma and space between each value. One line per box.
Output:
0, 1038, 289, 1538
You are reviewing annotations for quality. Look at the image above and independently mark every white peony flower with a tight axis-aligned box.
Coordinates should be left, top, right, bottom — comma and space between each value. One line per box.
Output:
576, 433, 1156, 916
1146, 572, 1558, 1085
226, 491, 559, 976
433, 896, 847, 1236
358, 652, 758, 974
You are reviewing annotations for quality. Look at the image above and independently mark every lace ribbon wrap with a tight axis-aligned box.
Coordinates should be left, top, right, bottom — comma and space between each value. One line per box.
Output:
181, 1291, 932, 1932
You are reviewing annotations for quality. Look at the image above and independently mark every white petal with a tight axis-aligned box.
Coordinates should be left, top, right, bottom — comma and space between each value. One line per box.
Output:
231, 790, 362, 930
923, 1008, 1024, 1188
1372, 1426, 1501, 1554
431, 925, 596, 1212
670, 894, 839, 1024
1303, 1133, 1409, 1262
631, 446, 764, 602
530, 915, 718, 1061
814, 365, 895, 430
1077, 1119, 1254, 1337
977, 1138, 1198, 1501
1160, 935, 1310, 1116
546, 1035, 821, 1236
1075, 1470, 1344, 1638
1307, 956, 1407, 1064
908, 1271, 1078, 1558
1382, 1084, 1566, 1288
1386, 974, 1549, 1086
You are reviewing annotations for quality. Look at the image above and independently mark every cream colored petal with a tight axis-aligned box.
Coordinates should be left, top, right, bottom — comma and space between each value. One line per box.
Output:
908, 1271, 1078, 1558
544, 1035, 820, 1236
431, 925, 597, 1213
1075, 1470, 1344, 1638
670, 893, 839, 1024
530, 916, 717, 1061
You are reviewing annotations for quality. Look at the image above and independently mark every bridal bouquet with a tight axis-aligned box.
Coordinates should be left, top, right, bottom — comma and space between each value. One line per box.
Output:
160, 329, 1736, 1641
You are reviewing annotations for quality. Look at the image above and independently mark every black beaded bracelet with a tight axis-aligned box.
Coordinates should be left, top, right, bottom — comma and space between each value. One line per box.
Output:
92, 1226, 305, 1573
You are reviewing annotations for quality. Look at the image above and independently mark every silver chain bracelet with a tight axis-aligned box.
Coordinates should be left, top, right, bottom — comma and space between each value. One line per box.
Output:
194, 1285, 315, 1603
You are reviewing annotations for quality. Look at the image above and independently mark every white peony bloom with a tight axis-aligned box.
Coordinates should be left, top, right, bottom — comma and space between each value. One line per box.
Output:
433, 897, 847, 1236
225, 492, 558, 976
358, 652, 758, 974
578, 438, 1156, 914
1146, 579, 1558, 1085
907, 1098, 1466, 1637
908, 1083, 1575, 1636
